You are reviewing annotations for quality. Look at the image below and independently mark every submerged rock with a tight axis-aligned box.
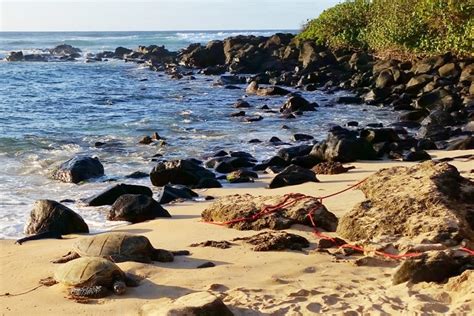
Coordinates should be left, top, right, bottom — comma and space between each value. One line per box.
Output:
51, 156, 104, 184
24, 200, 89, 235
6, 51, 24, 61
202, 194, 337, 231
280, 96, 317, 113
108, 194, 171, 223
337, 162, 474, 247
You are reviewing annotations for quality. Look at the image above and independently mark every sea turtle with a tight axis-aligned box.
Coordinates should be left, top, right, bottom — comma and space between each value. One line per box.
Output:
52, 233, 187, 264
40, 257, 139, 299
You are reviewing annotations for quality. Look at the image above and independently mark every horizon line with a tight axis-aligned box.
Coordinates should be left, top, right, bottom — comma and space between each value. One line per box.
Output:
0, 28, 298, 33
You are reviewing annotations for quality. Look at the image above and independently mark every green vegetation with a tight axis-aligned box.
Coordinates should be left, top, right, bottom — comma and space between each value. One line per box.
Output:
298, 0, 474, 57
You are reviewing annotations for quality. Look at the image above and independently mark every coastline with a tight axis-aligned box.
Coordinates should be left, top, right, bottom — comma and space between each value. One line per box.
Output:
1, 28, 473, 315
1, 149, 473, 315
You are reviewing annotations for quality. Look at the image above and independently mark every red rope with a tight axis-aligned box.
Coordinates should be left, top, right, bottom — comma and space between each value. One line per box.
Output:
459, 247, 474, 256
203, 178, 474, 259
317, 177, 369, 201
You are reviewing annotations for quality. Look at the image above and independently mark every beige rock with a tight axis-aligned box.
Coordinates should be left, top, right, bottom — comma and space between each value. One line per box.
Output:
337, 161, 474, 247
141, 291, 233, 316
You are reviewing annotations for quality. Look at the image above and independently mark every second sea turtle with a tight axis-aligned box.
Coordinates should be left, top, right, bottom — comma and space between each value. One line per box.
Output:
53, 233, 187, 263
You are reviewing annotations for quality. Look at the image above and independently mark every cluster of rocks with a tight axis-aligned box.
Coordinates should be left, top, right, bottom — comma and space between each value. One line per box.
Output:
6, 44, 86, 62
6, 34, 473, 150
115, 33, 472, 149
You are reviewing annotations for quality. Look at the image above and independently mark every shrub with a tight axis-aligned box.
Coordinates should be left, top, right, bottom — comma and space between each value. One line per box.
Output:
298, 0, 474, 57
298, 0, 371, 49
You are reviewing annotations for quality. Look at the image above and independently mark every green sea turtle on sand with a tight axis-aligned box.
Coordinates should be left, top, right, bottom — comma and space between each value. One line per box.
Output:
52, 233, 188, 264
40, 257, 139, 299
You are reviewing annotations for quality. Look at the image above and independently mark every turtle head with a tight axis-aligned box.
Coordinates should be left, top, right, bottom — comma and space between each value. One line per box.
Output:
113, 280, 126, 295
152, 249, 174, 262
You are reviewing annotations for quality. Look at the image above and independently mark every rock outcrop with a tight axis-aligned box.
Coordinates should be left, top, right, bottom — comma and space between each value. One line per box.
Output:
337, 162, 474, 248
202, 194, 338, 231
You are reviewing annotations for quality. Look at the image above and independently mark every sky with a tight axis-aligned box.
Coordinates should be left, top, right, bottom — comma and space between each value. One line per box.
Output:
0, 0, 340, 31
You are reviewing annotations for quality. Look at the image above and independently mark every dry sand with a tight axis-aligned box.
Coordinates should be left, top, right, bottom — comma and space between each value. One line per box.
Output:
1, 150, 473, 315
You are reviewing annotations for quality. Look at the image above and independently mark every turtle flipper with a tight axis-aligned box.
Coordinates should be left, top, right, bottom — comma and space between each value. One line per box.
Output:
123, 273, 141, 287
69, 285, 109, 299
39, 277, 58, 286
52, 251, 80, 264
16, 231, 63, 245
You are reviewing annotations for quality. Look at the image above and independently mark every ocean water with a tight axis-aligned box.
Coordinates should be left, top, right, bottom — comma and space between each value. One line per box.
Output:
0, 31, 394, 239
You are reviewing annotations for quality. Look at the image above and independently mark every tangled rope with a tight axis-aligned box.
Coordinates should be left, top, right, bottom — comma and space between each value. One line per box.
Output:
204, 177, 474, 259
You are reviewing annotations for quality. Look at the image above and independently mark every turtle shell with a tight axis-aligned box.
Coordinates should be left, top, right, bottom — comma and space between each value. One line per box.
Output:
73, 233, 153, 262
54, 257, 124, 287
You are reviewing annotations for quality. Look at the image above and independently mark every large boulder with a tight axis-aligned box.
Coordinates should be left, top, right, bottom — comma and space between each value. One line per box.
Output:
179, 40, 225, 68
310, 127, 377, 162
298, 41, 335, 71
416, 88, 459, 111
150, 159, 216, 187
108, 194, 171, 223
51, 156, 104, 184
438, 63, 460, 78
24, 200, 89, 235
141, 291, 233, 316
392, 250, 473, 285
82, 184, 153, 206
375, 69, 395, 89
406, 74, 433, 93
337, 162, 474, 247
202, 194, 338, 231
268, 165, 319, 189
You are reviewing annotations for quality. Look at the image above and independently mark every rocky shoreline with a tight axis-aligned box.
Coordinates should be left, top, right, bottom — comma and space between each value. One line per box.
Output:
5, 33, 473, 155
5, 33, 474, 240
2, 33, 474, 314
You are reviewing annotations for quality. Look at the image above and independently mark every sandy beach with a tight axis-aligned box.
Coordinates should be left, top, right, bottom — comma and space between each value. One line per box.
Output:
1, 149, 473, 315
